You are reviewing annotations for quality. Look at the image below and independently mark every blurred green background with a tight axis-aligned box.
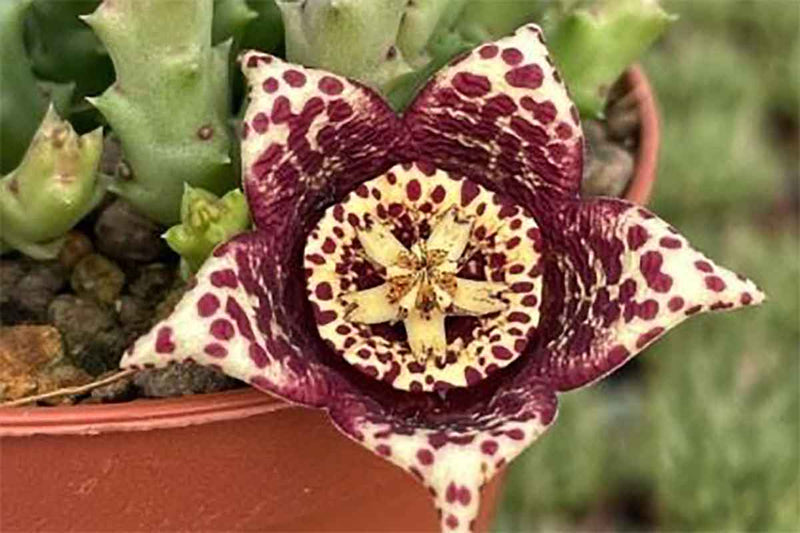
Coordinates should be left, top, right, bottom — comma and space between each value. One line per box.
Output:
495, 1, 800, 531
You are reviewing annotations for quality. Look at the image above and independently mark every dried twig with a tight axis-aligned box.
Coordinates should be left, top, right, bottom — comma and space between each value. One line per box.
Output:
0, 369, 137, 408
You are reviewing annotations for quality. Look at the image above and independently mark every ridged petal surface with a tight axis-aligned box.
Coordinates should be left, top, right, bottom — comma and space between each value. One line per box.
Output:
405, 24, 584, 204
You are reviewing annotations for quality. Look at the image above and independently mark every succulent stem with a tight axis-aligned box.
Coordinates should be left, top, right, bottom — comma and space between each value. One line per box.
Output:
0, 106, 105, 259
278, 0, 548, 111
83, 0, 235, 225
546, 0, 675, 117
0, 0, 47, 172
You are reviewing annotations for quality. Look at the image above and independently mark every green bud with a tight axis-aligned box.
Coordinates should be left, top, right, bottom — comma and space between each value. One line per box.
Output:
164, 186, 250, 275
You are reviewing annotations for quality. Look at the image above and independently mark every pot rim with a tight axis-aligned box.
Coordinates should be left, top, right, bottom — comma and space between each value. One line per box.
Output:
0, 66, 660, 439
624, 64, 660, 205
0, 388, 287, 437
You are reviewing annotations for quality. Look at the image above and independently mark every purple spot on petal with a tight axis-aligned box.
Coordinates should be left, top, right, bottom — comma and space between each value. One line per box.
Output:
481, 440, 498, 456
211, 269, 238, 289
417, 448, 434, 465
204, 343, 227, 358
210, 319, 235, 340
319, 76, 344, 95
155, 327, 175, 354
501, 48, 523, 65
452, 72, 492, 97
197, 293, 220, 317
505, 64, 543, 89
249, 344, 269, 368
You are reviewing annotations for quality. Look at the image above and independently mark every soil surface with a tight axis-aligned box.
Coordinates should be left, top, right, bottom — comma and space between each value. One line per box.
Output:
0, 197, 242, 405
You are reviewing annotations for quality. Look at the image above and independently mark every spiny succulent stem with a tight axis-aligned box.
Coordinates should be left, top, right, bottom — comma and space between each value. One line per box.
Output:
83, 0, 235, 225
0, 106, 105, 259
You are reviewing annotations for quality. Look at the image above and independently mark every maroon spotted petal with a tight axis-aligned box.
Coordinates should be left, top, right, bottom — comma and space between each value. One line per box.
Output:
527, 199, 765, 391
405, 24, 584, 205
240, 51, 407, 244
121, 232, 335, 406
327, 375, 557, 532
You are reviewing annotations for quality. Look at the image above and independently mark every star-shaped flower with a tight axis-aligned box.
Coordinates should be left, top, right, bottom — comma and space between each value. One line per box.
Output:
122, 25, 763, 532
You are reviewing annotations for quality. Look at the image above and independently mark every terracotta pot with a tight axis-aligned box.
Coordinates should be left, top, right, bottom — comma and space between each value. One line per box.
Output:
0, 68, 659, 532
0, 389, 502, 531
623, 64, 660, 206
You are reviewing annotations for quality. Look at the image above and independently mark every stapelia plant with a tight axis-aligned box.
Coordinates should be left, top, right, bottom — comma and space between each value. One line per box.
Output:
123, 26, 764, 532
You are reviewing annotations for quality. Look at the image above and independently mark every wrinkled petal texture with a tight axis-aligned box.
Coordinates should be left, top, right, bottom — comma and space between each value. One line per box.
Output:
528, 199, 765, 391
405, 25, 584, 205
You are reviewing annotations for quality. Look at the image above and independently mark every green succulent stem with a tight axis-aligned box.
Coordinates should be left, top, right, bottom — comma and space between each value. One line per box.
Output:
277, 0, 549, 111
278, 0, 414, 91
83, 0, 235, 225
239, 0, 284, 54
278, 0, 671, 117
27, 1, 113, 101
0, 106, 105, 259
213, 0, 258, 44
546, 0, 675, 118
0, 0, 47, 172
164, 186, 250, 276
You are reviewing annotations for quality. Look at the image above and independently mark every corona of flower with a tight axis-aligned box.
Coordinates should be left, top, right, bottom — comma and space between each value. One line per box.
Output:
123, 25, 763, 533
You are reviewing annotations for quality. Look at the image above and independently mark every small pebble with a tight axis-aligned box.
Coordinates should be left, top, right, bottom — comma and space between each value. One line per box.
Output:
0, 260, 29, 324
117, 295, 154, 344
57, 231, 94, 271
133, 362, 240, 398
71, 253, 126, 305
0, 325, 91, 402
128, 263, 175, 301
606, 92, 640, 142
154, 284, 188, 322
582, 142, 635, 198
95, 200, 166, 263
49, 295, 127, 376
90, 372, 136, 403
12, 261, 67, 323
